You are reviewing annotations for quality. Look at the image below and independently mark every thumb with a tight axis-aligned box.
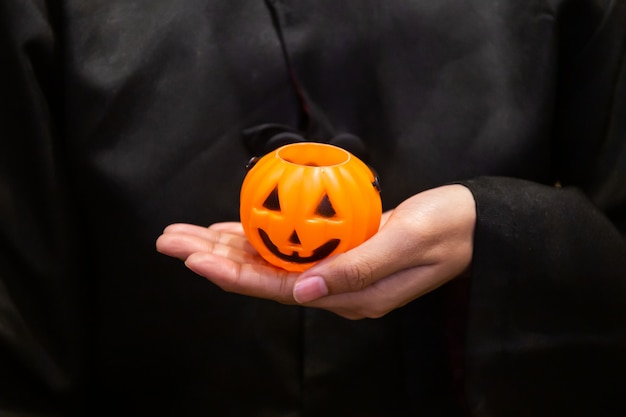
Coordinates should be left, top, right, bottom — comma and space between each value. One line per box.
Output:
292, 219, 422, 303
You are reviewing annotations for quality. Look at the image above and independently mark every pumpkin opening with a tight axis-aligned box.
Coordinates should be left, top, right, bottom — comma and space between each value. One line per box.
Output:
277, 142, 350, 167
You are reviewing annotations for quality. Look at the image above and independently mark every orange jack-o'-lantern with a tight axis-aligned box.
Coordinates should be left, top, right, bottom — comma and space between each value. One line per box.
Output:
240, 142, 382, 272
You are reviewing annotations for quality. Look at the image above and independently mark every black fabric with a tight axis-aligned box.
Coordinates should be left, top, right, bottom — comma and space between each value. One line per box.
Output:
461, 177, 626, 416
1, 1, 625, 416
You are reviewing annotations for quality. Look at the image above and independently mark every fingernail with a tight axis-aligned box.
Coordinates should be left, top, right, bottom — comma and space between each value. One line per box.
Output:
293, 276, 328, 303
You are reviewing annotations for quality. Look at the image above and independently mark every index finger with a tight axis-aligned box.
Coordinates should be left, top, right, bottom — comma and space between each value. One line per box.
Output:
185, 251, 300, 304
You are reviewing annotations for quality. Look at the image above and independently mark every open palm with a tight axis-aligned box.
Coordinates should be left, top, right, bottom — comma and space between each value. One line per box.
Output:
156, 184, 475, 319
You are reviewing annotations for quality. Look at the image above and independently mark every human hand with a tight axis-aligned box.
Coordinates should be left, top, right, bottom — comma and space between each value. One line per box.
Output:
156, 184, 476, 319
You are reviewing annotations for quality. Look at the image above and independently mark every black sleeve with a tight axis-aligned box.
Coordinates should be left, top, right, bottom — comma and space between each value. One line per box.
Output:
460, 2, 626, 416
1, 1, 87, 415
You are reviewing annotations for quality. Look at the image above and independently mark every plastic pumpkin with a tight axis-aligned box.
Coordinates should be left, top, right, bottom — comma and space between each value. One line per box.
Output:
240, 142, 382, 272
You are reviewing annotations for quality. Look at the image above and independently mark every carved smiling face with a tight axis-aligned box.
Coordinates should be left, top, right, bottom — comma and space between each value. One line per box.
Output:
240, 142, 382, 272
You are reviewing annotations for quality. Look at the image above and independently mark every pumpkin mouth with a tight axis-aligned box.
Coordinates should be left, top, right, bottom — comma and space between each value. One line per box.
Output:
258, 229, 340, 264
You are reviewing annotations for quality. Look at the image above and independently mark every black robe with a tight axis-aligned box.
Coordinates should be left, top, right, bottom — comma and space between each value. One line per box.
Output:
1, 1, 625, 416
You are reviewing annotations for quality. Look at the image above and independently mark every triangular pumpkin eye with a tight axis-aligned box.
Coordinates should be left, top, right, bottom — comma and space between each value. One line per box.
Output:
263, 187, 281, 211
315, 194, 336, 218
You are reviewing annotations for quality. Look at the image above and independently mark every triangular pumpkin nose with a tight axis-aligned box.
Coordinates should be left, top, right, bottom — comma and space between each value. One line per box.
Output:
289, 230, 301, 244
